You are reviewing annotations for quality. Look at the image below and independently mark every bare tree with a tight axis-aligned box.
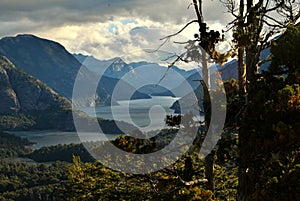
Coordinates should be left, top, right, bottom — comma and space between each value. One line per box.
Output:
154, 0, 234, 197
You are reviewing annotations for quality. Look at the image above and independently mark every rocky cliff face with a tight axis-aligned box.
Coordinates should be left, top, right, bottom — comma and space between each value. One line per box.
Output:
0, 56, 75, 130
0, 62, 20, 114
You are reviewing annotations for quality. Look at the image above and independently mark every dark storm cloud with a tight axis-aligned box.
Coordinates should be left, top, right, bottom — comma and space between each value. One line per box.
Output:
0, 0, 230, 36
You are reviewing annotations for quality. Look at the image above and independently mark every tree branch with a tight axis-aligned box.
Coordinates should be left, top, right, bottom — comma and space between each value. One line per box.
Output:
160, 20, 198, 40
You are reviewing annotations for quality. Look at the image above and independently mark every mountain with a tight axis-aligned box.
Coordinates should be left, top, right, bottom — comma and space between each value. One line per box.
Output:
0, 56, 139, 133
215, 59, 238, 81
0, 34, 105, 105
74, 54, 197, 80
0, 56, 76, 130
168, 71, 204, 114
0, 34, 149, 106
0, 34, 88, 98
74, 54, 198, 96
212, 46, 272, 81
74, 54, 121, 78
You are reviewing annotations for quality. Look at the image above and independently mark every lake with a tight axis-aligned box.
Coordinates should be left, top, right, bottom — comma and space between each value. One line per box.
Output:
10, 96, 180, 148
79, 96, 180, 132
9, 131, 119, 149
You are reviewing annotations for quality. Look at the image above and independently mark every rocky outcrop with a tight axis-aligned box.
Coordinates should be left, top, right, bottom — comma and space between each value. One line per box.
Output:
0, 56, 74, 130
0, 63, 20, 114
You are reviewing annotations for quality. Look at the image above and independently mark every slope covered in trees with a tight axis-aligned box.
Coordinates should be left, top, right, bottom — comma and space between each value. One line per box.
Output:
64, 3, 300, 201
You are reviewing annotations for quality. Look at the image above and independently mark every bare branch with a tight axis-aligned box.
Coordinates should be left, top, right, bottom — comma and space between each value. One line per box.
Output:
179, 176, 208, 186
220, 0, 239, 18
144, 38, 170, 53
173, 40, 194, 45
160, 20, 198, 40
261, 19, 286, 29
167, 52, 189, 68
155, 52, 188, 86
264, 14, 286, 27
265, 0, 285, 13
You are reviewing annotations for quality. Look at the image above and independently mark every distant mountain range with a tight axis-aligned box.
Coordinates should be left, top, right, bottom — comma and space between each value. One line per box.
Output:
74, 54, 197, 80
73, 54, 199, 96
0, 34, 149, 106
0, 33, 272, 130
0, 34, 200, 130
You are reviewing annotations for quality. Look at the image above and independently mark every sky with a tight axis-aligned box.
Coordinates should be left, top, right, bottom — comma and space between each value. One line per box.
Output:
0, 0, 233, 65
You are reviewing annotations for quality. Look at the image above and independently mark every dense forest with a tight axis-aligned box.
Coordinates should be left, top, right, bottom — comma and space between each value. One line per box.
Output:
0, 131, 238, 200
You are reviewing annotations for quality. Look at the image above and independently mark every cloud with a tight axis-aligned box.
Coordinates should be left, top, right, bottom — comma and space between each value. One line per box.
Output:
0, 0, 233, 65
0, 0, 230, 31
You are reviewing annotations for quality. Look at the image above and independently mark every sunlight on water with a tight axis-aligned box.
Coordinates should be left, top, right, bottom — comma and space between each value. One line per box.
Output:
79, 96, 181, 131
9, 96, 180, 148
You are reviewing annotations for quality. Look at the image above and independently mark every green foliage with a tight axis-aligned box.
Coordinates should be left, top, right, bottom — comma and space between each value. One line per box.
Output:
239, 76, 300, 198
165, 115, 182, 128
270, 24, 300, 83
0, 132, 33, 159
258, 149, 300, 200
0, 161, 68, 201
64, 148, 238, 201
214, 165, 238, 201
0, 115, 35, 131
28, 108, 74, 131
64, 156, 153, 201
26, 143, 95, 163
237, 23, 300, 199
0, 132, 70, 201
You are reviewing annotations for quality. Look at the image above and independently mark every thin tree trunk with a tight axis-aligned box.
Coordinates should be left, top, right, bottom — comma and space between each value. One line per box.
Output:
237, 0, 246, 95
245, 48, 256, 93
238, 47, 246, 95
238, 1, 253, 200
205, 151, 215, 197
193, 0, 215, 197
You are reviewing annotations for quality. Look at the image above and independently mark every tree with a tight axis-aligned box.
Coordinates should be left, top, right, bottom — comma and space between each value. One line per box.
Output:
221, 1, 299, 200
270, 23, 300, 83
157, 1, 233, 197
223, 0, 300, 93
157, 0, 299, 200
62, 2, 300, 200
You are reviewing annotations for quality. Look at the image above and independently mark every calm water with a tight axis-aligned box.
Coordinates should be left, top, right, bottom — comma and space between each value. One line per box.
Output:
9, 131, 119, 149
79, 96, 180, 132
10, 96, 179, 148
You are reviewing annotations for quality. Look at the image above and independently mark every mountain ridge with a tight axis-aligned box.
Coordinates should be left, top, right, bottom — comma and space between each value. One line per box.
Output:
0, 34, 150, 106
0, 56, 139, 133
74, 54, 199, 96
0, 56, 76, 131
